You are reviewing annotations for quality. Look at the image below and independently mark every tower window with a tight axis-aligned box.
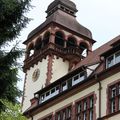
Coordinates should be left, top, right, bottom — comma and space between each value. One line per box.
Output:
43, 31, 50, 47
27, 42, 34, 57
67, 37, 76, 47
35, 37, 42, 50
79, 42, 88, 57
55, 31, 64, 47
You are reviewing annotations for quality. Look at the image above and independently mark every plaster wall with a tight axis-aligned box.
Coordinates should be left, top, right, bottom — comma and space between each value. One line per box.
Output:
100, 72, 120, 117
33, 83, 99, 120
51, 56, 69, 83
31, 72, 120, 120
22, 57, 48, 112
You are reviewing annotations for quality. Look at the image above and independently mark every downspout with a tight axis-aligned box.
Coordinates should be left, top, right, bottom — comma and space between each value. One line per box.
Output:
84, 65, 102, 118
95, 74, 102, 119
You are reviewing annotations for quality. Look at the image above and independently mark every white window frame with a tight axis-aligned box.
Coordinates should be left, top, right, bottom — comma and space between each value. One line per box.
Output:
106, 50, 120, 68
72, 72, 85, 86
62, 81, 67, 91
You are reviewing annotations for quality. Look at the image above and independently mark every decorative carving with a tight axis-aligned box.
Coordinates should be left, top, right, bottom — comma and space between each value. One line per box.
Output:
46, 55, 54, 86
23, 43, 81, 72
32, 68, 40, 82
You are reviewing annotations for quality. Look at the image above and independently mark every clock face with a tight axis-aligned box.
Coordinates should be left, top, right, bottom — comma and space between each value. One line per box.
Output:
32, 68, 40, 82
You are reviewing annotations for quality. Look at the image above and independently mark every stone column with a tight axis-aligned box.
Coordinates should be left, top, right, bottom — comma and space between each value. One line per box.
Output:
49, 32, 55, 44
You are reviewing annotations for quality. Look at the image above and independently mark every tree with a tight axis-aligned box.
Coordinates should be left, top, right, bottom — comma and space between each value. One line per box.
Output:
0, 0, 31, 111
0, 99, 27, 120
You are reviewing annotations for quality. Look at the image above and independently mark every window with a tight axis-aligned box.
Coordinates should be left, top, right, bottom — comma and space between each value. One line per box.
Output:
41, 94, 45, 103
106, 55, 114, 68
39, 86, 60, 103
76, 95, 94, 120
46, 91, 50, 97
51, 88, 55, 94
55, 31, 64, 47
27, 42, 34, 57
72, 72, 86, 86
43, 32, 50, 47
109, 82, 120, 113
67, 37, 76, 47
62, 81, 67, 91
35, 37, 42, 50
115, 51, 120, 64
56, 106, 71, 120
106, 51, 120, 68
72, 74, 79, 86
79, 42, 88, 57
80, 72, 85, 81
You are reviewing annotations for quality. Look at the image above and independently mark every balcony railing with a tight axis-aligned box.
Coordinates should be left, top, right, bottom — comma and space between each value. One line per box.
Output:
24, 43, 82, 70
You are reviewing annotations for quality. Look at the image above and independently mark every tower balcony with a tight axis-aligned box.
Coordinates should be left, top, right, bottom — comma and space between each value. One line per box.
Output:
23, 43, 82, 71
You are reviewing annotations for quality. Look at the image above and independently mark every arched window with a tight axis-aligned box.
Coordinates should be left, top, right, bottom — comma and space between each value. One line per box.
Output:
27, 42, 34, 57
79, 42, 88, 57
55, 31, 64, 47
35, 37, 42, 50
67, 37, 76, 47
43, 31, 50, 47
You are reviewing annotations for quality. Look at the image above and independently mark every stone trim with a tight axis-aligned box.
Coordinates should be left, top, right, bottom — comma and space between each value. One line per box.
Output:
45, 55, 54, 86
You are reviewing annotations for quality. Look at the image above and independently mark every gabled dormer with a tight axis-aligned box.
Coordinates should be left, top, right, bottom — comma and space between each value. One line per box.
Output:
101, 39, 120, 69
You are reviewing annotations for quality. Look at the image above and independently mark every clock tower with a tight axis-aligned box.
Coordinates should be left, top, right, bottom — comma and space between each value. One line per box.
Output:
22, 0, 95, 112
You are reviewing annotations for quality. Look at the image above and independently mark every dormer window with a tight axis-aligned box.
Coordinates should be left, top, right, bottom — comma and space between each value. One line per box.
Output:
72, 71, 86, 86
106, 50, 120, 68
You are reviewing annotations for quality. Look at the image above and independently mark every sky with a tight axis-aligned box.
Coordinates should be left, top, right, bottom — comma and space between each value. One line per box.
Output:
17, 0, 120, 90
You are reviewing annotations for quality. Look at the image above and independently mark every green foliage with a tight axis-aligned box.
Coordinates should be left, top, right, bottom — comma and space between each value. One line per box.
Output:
0, 0, 31, 47
0, 0, 31, 111
0, 99, 27, 120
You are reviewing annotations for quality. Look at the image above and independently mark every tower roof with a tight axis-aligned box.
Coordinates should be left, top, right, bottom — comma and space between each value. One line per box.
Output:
46, 0, 77, 13
26, 0, 93, 42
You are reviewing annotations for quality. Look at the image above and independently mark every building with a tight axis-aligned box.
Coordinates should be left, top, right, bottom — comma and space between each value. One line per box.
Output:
22, 0, 120, 120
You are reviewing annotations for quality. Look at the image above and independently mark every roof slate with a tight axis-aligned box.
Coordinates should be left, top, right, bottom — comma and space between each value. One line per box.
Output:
74, 35, 120, 73
27, 10, 92, 41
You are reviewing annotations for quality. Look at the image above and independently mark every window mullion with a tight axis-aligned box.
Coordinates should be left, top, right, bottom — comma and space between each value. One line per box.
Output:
114, 53, 116, 65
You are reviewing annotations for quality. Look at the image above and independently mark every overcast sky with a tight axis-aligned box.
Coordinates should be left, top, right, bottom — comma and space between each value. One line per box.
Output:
18, 0, 120, 90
